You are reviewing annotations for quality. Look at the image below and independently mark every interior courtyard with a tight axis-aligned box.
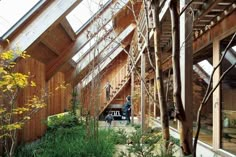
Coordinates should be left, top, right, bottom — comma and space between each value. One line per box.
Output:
1, 0, 236, 157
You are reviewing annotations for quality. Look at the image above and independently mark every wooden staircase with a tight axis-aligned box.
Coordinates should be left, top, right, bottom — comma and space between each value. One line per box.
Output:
99, 64, 130, 115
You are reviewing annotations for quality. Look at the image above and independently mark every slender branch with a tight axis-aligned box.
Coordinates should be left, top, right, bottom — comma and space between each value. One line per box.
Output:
193, 62, 236, 156
193, 32, 236, 156
143, 0, 155, 70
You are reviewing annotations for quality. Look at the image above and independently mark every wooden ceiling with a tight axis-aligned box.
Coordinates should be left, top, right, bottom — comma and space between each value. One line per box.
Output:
160, 0, 236, 53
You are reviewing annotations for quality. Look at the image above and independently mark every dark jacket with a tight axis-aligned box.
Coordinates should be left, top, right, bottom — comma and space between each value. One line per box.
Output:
105, 114, 113, 123
123, 101, 131, 113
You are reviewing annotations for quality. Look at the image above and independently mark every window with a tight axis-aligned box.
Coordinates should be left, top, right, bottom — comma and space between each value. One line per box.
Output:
66, 0, 111, 33
220, 36, 236, 155
0, 0, 43, 39
197, 60, 213, 76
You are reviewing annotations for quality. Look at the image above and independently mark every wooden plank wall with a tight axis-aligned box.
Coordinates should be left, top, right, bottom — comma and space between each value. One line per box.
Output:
81, 51, 130, 115
47, 72, 69, 116
16, 58, 47, 142
112, 83, 131, 105
11, 59, 72, 143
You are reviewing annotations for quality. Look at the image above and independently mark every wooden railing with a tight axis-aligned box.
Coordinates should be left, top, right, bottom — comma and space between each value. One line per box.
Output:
99, 64, 130, 115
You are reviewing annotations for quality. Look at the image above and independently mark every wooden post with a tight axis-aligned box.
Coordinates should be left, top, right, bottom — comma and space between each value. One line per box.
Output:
212, 39, 221, 150
148, 80, 151, 125
179, 0, 193, 154
141, 52, 146, 133
131, 70, 135, 124
154, 79, 157, 118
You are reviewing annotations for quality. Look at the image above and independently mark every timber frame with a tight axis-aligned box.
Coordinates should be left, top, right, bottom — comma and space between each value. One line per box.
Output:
1, 0, 236, 156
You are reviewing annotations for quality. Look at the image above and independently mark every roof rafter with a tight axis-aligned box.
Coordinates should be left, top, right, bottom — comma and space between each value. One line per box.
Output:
46, 0, 129, 81
68, 24, 136, 86
3, 0, 80, 51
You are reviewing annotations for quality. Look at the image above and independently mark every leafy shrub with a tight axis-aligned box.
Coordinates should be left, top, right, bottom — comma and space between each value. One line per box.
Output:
118, 127, 179, 157
16, 125, 116, 157
46, 113, 78, 130
108, 128, 128, 144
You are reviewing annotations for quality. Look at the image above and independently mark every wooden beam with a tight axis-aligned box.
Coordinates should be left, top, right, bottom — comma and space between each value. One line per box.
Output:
193, 10, 236, 53
60, 18, 76, 41
4, 0, 80, 51
46, 39, 82, 81
159, 0, 171, 21
45, 0, 127, 81
40, 40, 60, 56
194, 0, 222, 25
61, 24, 135, 85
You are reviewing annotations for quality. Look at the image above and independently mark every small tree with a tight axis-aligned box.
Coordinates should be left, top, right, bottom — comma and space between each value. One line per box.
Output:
0, 48, 46, 157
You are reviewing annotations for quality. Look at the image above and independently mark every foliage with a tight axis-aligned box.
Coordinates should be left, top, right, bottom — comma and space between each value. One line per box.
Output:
46, 113, 79, 131
118, 128, 178, 157
132, 123, 141, 130
109, 128, 128, 145
70, 90, 80, 116
0, 48, 46, 157
16, 125, 116, 157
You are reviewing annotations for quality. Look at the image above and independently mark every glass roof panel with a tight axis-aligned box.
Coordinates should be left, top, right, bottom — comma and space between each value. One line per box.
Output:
66, 0, 110, 33
72, 20, 113, 62
77, 24, 135, 72
224, 47, 236, 65
198, 60, 213, 76
0, 0, 41, 39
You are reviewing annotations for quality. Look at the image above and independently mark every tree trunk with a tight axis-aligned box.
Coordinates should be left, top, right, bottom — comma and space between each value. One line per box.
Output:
169, 0, 192, 155
152, 0, 170, 148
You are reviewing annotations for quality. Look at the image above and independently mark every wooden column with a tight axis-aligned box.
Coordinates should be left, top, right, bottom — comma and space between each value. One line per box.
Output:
154, 79, 157, 118
141, 52, 146, 133
179, 0, 193, 147
212, 39, 221, 150
131, 70, 135, 124
148, 80, 152, 122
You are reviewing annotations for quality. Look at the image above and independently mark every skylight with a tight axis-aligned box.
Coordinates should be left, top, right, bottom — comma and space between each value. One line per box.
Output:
224, 46, 236, 65
0, 0, 42, 39
66, 0, 111, 33
198, 60, 213, 75
72, 20, 113, 62
77, 23, 135, 74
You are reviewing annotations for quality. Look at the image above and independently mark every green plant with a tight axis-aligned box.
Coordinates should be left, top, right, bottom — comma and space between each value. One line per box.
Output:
109, 128, 128, 144
70, 89, 80, 117
119, 128, 161, 157
46, 113, 78, 130
0, 48, 47, 157
16, 125, 116, 157
118, 128, 179, 157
